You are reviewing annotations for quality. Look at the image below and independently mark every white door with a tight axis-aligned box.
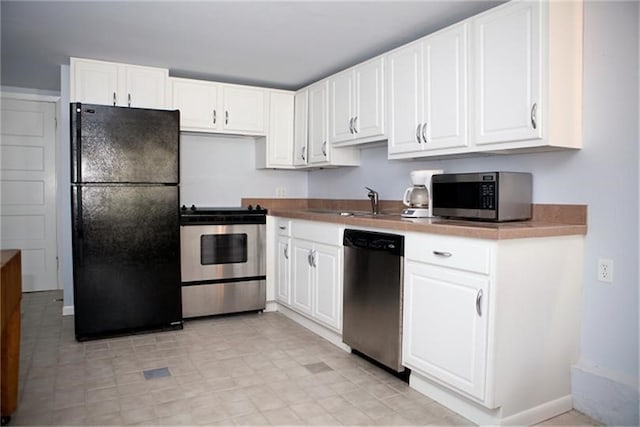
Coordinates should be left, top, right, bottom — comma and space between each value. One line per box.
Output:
313, 243, 341, 331
387, 41, 424, 155
290, 239, 313, 316
267, 92, 295, 167
328, 70, 354, 144
275, 236, 291, 305
473, 0, 541, 145
124, 65, 168, 109
171, 78, 219, 131
0, 98, 58, 291
307, 82, 329, 164
71, 58, 119, 105
354, 58, 384, 140
423, 23, 469, 150
293, 89, 308, 166
403, 261, 489, 400
222, 86, 266, 134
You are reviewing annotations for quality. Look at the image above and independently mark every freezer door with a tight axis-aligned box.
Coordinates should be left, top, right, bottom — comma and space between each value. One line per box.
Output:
71, 103, 179, 184
71, 184, 181, 340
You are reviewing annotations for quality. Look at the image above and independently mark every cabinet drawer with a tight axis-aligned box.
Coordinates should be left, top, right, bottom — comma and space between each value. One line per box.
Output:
275, 218, 291, 237
291, 220, 342, 246
405, 233, 493, 275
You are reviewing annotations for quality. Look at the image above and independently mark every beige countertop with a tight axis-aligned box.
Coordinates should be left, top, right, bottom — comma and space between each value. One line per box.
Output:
244, 198, 588, 240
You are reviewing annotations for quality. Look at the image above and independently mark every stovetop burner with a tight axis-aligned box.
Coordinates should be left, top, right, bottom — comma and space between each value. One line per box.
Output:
180, 204, 267, 225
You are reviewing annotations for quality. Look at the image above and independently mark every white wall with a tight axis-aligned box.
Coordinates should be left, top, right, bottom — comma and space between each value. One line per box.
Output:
180, 133, 307, 206
308, 2, 639, 424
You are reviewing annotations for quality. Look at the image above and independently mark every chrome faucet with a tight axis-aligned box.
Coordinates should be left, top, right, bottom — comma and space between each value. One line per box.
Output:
365, 187, 379, 215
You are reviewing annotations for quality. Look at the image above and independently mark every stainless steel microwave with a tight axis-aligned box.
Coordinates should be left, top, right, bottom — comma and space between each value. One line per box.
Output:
432, 172, 532, 222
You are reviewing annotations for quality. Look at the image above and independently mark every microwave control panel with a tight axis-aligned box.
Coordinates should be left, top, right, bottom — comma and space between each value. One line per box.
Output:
480, 182, 495, 210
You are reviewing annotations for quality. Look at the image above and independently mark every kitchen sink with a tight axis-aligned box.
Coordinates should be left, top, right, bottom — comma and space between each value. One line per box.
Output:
305, 209, 398, 218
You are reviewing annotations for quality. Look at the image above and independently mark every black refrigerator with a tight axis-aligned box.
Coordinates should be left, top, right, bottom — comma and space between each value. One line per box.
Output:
70, 103, 182, 341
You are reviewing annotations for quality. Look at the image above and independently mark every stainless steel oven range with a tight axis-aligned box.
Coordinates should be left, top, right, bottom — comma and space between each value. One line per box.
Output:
180, 205, 266, 318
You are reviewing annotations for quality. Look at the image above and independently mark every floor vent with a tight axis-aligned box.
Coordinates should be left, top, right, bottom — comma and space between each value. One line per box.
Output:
142, 367, 171, 380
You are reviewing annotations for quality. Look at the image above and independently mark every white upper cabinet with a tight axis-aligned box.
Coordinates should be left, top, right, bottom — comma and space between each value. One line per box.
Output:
387, 23, 468, 158
471, 0, 583, 151
307, 81, 330, 165
170, 77, 267, 135
171, 78, 219, 130
71, 58, 168, 109
329, 57, 385, 146
473, 0, 541, 145
293, 89, 309, 166
222, 86, 266, 134
265, 91, 295, 168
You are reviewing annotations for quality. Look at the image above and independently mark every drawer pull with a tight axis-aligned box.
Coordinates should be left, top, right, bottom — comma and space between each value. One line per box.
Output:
476, 289, 483, 317
433, 250, 452, 257
278, 225, 286, 230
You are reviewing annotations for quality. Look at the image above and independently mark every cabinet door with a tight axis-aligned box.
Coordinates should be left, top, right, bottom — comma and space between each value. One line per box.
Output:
291, 239, 314, 316
423, 24, 468, 150
222, 86, 266, 134
328, 71, 354, 144
171, 79, 219, 131
124, 65, 168, 109
275, 236, 291, 305
293, 89, 308, 166
267, 92, 295, 167
312, 243, 342, 331
354, 58, 384, 140
403, 261, 489, 400
71, 58, 119, 105
387, 42, 424, 155
307, 82, 329, 164
473, 0, 541, 145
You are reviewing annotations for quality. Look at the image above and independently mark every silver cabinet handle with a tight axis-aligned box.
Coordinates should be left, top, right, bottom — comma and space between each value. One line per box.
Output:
353, 116, 358, 134
421, 122, 427, 144
213, 110, 217, 125
278, 225, 286, 230
531, 103, 537, 129
415, 124, 421, 144
433, 250, 452, 257
127, 93, 131, 107
301, 146, 306, 161
311, 250, 317, 267
476, 289, 483, 317
284, 244, 289, 260
225, 110, 229, 125
322, 141, 327, 157
349, 117, 355, 134
307, 251, 312, 266
112, 92, 117, 106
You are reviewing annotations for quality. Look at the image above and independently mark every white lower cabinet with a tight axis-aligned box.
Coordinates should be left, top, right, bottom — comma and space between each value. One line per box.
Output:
275, 218, 343, 333
403, 260, 489, 400
402, 232, 584, 425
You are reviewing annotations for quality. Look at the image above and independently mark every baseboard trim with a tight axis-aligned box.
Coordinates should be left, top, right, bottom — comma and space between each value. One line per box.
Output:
571, 362, 639, 426
275, 303, 350, 353
62, 305, 74, 316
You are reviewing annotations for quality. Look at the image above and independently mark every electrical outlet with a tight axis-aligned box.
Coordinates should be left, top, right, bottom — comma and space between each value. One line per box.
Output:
275, 187, 286, 198
597, 258, 613, 283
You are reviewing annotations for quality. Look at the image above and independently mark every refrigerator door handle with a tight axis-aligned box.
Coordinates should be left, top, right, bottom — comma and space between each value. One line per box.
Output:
70, 103, 83, 183
73, 186, 84, 266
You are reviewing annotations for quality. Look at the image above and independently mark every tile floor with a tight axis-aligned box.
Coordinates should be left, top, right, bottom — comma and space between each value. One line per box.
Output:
12, 290, 601, 426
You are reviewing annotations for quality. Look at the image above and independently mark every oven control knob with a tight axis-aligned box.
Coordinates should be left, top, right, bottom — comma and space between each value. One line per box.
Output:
190, 204, 196, 211
181, 204, 187, 211
248, 204, 253, 211
256, 204, 262, 211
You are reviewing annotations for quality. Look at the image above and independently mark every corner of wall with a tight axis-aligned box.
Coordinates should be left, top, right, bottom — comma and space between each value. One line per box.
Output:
571, 361, 639, 426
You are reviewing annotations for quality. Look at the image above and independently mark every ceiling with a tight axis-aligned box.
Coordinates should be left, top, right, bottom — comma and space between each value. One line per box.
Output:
1, 1, 504, 93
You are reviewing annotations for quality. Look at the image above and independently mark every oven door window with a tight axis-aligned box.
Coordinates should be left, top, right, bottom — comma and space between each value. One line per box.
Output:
200, 234, 247, 265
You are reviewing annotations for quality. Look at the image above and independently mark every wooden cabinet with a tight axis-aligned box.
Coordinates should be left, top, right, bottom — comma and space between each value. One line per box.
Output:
387, 23, 468, 158
470, 0, 582, 151
170, 77, 266, 135
1, 250, 21, 420
329, 58, 385, 146
71, 57, 168, 109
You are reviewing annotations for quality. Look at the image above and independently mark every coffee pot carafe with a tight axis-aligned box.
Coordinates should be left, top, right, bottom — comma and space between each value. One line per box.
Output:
401, 169, 443, 218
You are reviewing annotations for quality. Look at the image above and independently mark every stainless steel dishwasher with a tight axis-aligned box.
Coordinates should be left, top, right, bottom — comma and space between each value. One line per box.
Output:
343, 229, 405, 372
